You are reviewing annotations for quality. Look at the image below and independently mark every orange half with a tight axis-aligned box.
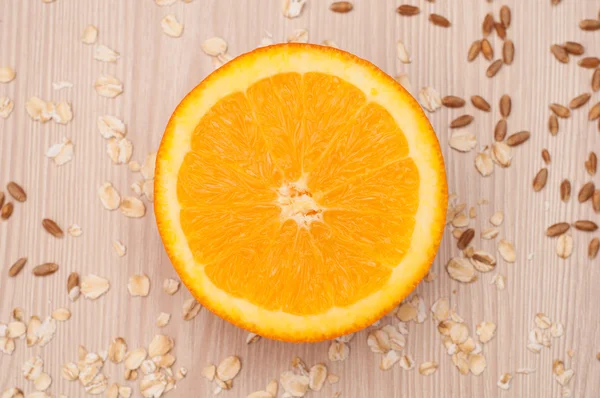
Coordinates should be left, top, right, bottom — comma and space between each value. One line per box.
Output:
154, 44, 447, 342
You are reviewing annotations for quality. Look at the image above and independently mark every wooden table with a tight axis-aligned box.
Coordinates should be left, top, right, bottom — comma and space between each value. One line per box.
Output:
1, 1, 599, 397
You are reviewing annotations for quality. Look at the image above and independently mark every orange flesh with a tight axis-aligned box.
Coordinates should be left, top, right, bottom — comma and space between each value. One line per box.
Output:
177, 72, 419, 316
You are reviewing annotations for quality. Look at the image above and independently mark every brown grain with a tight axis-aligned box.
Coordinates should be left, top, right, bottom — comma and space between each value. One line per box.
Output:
1, 202, 14, 220
32, 263, 59, 277
503, 40, 514, 64
574, 220, 598, 232
578, 182, 595, 202
592, 69, 600, 92
481, 39, 493, 60
329, 1, 353, 13
548, 114, 559, 135
506, 131, 531, 146
585, 152, 597, 175
550, 45, 569, 63
569, 93, 591, 109
579, 57, 600, 69
397, 5, 419, 16
563, 41, 584, 55
532, 168, 548, 192
429, 13, 451, 27
442, 96, 465, 108
482, 13, 494, 36
468, 40, 481, 62
589, 101, 600, 120
541, 149, 551, 164
500, 6, 511, 28
589, 238, 600, 259
68, 272, 80, 294
8, 257, 27, 277
457, 228, 475, 250
450, 115, 474, 128
494, 22, 506, 40
580, 19, 600, 31
472, 95, 491, 112
546, 223, 570, 237
0, 192, 4, 209
487, 60, 503, 77
499, 95, 511, 117
42, 218, 65, 238
594, 190, 600, 212
494, 119, 507, 141
7, 182, 26, 202
549, 103, 570, 118
560, 179, 571, 202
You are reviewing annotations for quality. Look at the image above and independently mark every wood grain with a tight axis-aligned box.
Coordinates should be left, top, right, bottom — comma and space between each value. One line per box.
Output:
1, 1, 599, 397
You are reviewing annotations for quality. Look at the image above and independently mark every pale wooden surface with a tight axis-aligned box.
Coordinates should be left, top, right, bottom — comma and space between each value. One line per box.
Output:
1, 0, 600, 397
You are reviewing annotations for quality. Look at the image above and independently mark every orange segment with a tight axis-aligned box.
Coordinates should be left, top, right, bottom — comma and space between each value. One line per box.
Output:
155, 44, 447, 342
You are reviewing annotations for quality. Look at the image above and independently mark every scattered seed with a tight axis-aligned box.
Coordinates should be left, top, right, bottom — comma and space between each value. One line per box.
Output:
500, 5, 511, 28
578, 57, 600, 69
532, 168, 548, 192
81, 274, 110, 299
589, 238, 599, 259
418, 361, 438, 376
503, 40, 514, 64
556, 234, 573, 259
550, 103, 570, 118
442, 96, 465, 108
494, 22, 506, 40
482, 14, 494, 36
589, 101, 600, 120
580, 19, 600, 31
330, 1, 353, 13
32, 263, 59, 277
419, 87, 442, 112
119, 197, 146, 218
560, 180, 571, 202
52, 308, 71, 321
548, 114, 559, 135
592, 69, 600, 92
67, 272, 80, 301
547, 222, 570, 237
94, 44, 120, 63
128, 274, 150, 297
593, 190, 600, 212
42, 218, 64, 238
8, 257, 27, 277
569, 93, 591, 109
471, 250, 496, 272
551, 45, 569, 63
585, 152, 597, 175
7, 182, 26, 202
457, 228, 475, 250
499, 95, 511, 118
446, 257, 477, 283
578, 182, 595, 202
396, 5, 420, 16
506, 131, 530, 146
481, 39, 493, 60
1, 202, 14, 220
574, 220, 598, 232
471, 95, 491, 112
468, 40, 481, 62
0, 97, 14, 118
562, 41, 584, 56
450, 115, 474, 128
430, 13, 451, 27
541, 149, 551, 164
494, 119, 507, 141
